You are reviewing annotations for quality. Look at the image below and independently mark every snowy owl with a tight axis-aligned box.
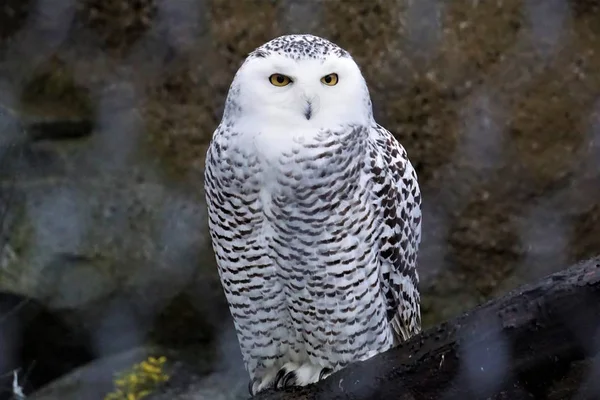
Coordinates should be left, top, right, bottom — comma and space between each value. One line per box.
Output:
204, 34, 422, 395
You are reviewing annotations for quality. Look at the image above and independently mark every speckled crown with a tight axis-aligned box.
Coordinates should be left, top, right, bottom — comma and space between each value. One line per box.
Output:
249, 34, 350, 60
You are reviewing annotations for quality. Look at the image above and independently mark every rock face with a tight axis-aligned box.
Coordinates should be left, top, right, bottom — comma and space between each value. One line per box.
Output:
1, 0, 600, 398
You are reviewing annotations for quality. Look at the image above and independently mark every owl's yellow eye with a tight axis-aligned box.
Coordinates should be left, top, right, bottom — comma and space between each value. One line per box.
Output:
321, 73, 338, 86
269, 74, 292, 87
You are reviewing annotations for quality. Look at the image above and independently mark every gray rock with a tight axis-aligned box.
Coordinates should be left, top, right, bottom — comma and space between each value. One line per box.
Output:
28, 339, 248, 400
28, 346, 190, 400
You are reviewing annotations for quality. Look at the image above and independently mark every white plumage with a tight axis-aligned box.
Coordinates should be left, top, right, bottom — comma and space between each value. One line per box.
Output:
204, 34, 422, 395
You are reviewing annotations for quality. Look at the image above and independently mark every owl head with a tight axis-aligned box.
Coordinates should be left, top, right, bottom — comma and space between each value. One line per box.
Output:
222, 34, 374, 129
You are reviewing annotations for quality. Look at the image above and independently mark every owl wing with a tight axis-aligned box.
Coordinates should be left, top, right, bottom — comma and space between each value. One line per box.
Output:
369, 124, 422, 343
204, 126, 284, 380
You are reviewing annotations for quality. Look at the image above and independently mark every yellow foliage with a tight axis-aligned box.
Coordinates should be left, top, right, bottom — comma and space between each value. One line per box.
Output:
104, 356, 170, 400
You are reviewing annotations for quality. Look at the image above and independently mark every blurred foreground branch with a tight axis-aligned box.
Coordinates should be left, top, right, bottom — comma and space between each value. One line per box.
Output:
256, 256, 600, 400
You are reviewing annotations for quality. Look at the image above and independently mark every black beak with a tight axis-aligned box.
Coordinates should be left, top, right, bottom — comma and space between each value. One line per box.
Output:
304, 101, 312, 120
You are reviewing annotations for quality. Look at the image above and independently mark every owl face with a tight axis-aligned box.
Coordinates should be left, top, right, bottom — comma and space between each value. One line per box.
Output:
226, 35, 373, 130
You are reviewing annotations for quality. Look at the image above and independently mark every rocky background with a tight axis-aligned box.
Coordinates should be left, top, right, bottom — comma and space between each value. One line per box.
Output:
0, 0, 599, 399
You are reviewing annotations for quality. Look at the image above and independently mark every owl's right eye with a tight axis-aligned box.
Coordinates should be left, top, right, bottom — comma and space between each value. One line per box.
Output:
269, 74, 292, 87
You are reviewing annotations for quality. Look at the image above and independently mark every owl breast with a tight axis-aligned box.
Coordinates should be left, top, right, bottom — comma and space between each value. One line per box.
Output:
237, 124, 395, 368
208, 123, 395, 376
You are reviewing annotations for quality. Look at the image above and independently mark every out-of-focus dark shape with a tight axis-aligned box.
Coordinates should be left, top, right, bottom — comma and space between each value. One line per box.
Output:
0, 291, 94, 399
26, 118, 94, 141
19, 57, 94, 119
0, 0, 31, 41
569, 0, 600, 16
75, 0, 158, 53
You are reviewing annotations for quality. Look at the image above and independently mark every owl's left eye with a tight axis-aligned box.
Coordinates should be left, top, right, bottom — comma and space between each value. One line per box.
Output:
321, 73, 338, 86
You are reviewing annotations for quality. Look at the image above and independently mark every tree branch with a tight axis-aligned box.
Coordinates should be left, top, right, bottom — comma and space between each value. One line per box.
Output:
255, 256, 600, 400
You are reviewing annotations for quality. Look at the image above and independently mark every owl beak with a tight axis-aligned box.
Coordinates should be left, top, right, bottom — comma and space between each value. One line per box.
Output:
304, 100, 312, 120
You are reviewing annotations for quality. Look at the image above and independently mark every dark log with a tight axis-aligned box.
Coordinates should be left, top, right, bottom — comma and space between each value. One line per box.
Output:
254, 256, 600, 400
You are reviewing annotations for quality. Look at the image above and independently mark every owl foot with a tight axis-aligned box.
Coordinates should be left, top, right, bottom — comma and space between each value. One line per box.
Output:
248, 363, 333, 395
273, 362, 333, 389
249, 367, 279, 396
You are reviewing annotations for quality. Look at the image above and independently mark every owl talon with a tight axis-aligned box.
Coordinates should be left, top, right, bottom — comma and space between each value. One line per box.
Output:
319, 367, 332, 381
282, 370, 297, 387
273, 363, 299, 389
271, 362, 331, 389
273, 367, 288, 388
249, 370, 277, 395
